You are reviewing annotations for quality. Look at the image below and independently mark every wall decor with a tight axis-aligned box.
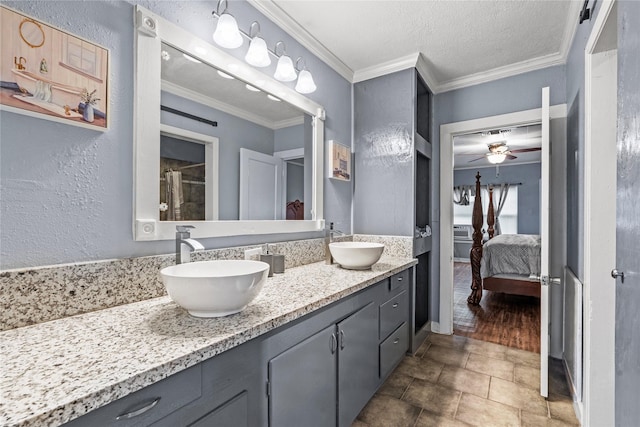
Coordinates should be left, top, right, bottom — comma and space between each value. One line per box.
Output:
328, 140, 351, 181
0, 6, 109, 130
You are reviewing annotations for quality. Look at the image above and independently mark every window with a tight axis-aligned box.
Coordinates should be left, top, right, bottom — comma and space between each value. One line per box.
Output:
60, 34, 104, 82
453, 186, 518, 235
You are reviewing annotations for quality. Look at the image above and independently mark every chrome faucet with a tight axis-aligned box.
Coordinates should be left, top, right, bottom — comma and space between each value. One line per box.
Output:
176, 225, 204, 264
325, 222, 344, 264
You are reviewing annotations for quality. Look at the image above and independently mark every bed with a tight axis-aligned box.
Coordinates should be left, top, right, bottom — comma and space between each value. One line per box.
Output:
467, 172, 541, 304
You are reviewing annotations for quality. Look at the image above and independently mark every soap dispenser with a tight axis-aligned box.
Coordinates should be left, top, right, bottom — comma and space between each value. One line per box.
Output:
259, 244, 274, 277
271, 244, 285, 274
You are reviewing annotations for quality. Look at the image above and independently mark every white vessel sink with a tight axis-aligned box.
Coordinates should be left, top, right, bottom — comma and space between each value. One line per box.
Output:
329, 242, 385, 270
160, 260, 270, 317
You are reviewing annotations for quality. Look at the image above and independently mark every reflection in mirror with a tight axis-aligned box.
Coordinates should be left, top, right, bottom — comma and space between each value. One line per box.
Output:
134, 5, 325, 241
160, 43, 311, 221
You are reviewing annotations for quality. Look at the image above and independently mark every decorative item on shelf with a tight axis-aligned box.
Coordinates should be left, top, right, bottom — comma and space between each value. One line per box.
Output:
80, 89, 99, 123
39, 58, 48, 74
328, 140, 351, 181
210, 0, 317, 93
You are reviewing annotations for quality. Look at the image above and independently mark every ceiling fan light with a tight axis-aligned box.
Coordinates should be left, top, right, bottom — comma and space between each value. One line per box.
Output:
213, 13, 243, 49
488, 153, 507, 164
245, 36, 271, 67
274, 55, 297, 82
295, 69, 316, 94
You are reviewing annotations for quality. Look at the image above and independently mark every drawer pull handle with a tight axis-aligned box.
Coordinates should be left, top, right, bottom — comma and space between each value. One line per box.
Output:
393, 338, 400, 344
116, 397, 161, 420
397, 277, 403, 281
392, 302, 399, 308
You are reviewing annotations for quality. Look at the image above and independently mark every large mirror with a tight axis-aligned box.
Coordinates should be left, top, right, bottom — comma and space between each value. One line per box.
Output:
134, 6, 325, 241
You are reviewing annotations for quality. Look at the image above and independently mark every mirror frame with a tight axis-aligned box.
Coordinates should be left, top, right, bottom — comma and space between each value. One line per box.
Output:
133, 6, 325, 241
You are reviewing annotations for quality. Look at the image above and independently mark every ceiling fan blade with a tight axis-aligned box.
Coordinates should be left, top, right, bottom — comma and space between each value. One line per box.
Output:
509, 147, 541, 154
506, 154, 518, 160
467, 156, 486, 163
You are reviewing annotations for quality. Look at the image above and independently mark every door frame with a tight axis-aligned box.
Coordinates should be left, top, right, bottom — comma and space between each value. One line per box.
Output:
437, 104, 567, 335
274, 148, 305, 219
583, 0, 617, 425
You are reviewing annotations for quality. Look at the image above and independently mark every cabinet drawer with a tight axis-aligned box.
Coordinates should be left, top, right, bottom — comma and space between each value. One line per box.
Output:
379, 323, 409, 379
188, 391, 248, 427
379, 289, 408, 340
389, 269, 410, 292
64, 364, 202, 427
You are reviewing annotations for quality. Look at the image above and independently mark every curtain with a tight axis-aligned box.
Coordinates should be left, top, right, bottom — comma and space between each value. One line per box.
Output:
494, 183, 510, 235
453, 185, 472, 205
165, 170, 184, 221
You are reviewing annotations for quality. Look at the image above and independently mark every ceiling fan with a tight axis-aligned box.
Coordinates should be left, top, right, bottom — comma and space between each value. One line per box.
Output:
465, 141, 541, 164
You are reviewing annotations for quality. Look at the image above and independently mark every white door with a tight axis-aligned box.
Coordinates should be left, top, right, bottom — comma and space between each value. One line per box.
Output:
539, 86, 559, 398
239, 148, 283, 220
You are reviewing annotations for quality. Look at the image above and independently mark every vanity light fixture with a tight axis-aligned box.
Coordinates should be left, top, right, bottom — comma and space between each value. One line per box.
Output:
273, 42, 297, 82
267, 94, 281, 102
183, 54, 202, 64
212, 0, 243, 49
294, 57, 317, 94
245, 84, 260, 92
211, 0, 318, 92
245, 22, 271, 67
217, 70, 235, 79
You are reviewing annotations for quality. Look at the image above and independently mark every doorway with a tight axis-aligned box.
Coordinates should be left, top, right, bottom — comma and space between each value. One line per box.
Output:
583, 0, 617, 424
451, 125, 542, 352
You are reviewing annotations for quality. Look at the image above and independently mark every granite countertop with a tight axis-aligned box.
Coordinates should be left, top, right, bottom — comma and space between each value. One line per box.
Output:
0, 257, 416, 427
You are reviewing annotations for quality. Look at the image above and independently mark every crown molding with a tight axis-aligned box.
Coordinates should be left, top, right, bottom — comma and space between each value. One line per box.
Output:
161, 80, 301, 130
273, 116, 305, 129
559, 0, 582, 62
415, 54, 440, 94
435, 51, 566, 93
247, 0, 354, 82
352, 53, 419, 83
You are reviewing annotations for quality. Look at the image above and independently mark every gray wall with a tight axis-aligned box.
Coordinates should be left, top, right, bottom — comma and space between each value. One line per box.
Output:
0, 0, 352, 270
431, 65, 567, 321
615, 1, 640, 423
162, 91, 275, 220
353, 69, 415, 237
275, 125, 304, 152
454, 163, 542, 234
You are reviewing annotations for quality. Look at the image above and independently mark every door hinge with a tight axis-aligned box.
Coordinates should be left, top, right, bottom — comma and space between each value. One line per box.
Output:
266, 380, 271, 396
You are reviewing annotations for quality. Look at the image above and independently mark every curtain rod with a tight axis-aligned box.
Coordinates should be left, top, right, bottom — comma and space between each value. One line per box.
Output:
455, 182, 523, 187
160, 105, 218, 127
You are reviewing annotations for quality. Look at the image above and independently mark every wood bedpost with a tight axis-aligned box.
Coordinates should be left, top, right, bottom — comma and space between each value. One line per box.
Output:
468, 172, 484, 305
487, 187, 495, 240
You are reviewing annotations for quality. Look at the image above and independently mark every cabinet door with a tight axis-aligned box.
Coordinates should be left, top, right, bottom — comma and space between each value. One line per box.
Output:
268, 324, 337, 427
337, 302, 378, 427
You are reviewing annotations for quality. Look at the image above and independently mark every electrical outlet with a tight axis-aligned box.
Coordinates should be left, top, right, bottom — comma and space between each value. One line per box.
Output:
244, 247, 262, 261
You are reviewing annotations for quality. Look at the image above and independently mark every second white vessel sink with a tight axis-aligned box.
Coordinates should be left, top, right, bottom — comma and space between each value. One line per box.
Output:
160, 260, 270, 317
329, 242, 385, 270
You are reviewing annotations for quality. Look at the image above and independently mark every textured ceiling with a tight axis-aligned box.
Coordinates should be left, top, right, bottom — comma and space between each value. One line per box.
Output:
453, 124, 541, 169
264, 0, 579, 89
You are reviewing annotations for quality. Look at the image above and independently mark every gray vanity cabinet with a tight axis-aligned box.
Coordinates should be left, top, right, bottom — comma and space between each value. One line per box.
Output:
268, 324, 337, 426
269, 302, 379, 427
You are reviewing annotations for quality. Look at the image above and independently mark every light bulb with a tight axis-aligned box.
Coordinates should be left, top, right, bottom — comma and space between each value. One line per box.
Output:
245, 36, 271, 67
213, 13, 243, 49
295, 69, 316, 94
487, 153, 507, 164
274, 55, 297, 82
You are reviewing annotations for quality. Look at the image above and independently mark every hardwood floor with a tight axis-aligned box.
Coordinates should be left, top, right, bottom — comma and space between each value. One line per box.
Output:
453, 262, 541, 353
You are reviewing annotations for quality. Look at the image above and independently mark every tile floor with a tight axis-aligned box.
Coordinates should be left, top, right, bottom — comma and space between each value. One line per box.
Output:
354, 333, 580, 427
